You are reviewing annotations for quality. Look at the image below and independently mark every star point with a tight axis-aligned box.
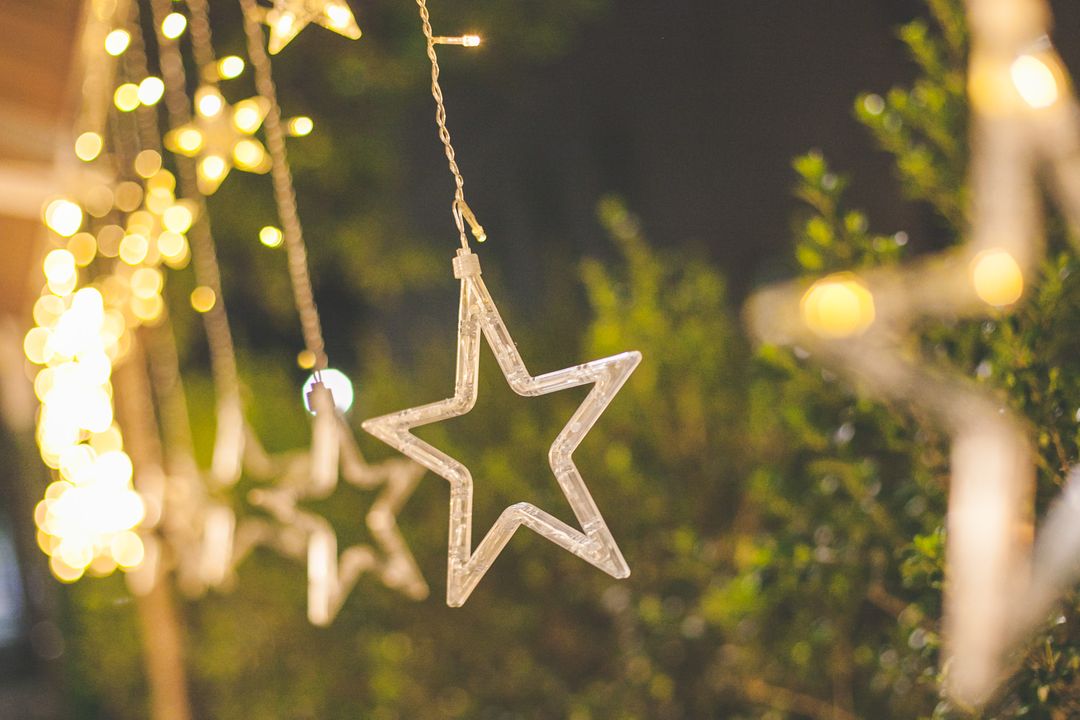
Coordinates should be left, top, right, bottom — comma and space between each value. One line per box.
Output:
263, 0, 362, 55
363, 249, 639, 607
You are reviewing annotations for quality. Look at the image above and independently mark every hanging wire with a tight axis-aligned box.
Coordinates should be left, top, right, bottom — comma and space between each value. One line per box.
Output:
416, 0, 485, 249
149, 0, 243, 411
237, 0, 329, 372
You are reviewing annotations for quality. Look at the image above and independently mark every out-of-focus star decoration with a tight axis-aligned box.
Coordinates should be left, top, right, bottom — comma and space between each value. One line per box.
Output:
247, 382, 428, 625
363, 249, 640, 607
747, 0, 1080, 707
163, 86, 271, 195
252, 0, 362, 55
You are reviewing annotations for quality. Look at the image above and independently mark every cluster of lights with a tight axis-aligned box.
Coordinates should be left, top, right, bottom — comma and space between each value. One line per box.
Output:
113, 77, 166, 112
24, 279, 145, 583
164, 86, 271, 194
25, 146, 200, 584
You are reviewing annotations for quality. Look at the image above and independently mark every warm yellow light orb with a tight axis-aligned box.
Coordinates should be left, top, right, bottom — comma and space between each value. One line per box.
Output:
157, 231, 187, 259
161, 12, 188, 39
297, 349, 316, 369
44, 199, 83, 237
200, 155, 227, 182
162, 204, 194, 233
118, 233, 150, 265
259, 226, 284, 248
190, 286, 217, 313
131, 267, 163, 299
325, 3, 352, 29
462, 35, 482, 47
1011, 54, 1059, 109
287, 116, 314, 137
800, 273, 876, 339
232, 104, 263, 134
113, 83, 141, 112
137, 76, 165, 106
971, 249, 1024, 307
104, 29, 130, 56
176, 128, 204, 154
43, 248, 76, 285
74, 132, 104, 162
217, 55, 245, 79
232, 139, 265, 170
196, 89, 224, 118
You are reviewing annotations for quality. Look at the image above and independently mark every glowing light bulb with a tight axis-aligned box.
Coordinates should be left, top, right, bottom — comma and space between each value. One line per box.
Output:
44, 199, 83, 237
297, 349, 316, 369
74, 132, 104, 162
259, 226, 284, 248
972, 249, 1024, 307
197, 89, 224, 117
1011, 54, 1059, 109
217, 55, 245, 79
137, 76, 165, 106
325, 3, 351, 29
113, 83, 140, 112
157, 231, 187, 260
232, 139, 266, 170
462, 34, 481, 47
200, 155, 227, 181
43, 250, 77, 296
303, 369, 354, 414
104, 29, 130, 56
175, 128, 204, 154
162, 204, 194, 233
131, 268, 163, 299
232, 101, 265, 133
190, 286, 216, 313
800, 273, 876, 339
118, 233, 150, 265
161, 12, 187, 39
287, 116, 314, 137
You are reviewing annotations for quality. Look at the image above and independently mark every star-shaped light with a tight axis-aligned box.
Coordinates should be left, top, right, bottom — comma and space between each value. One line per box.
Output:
363, 249, 640, 607
747, 0, 1080, 706
163, 86, 271, 195
248, 383, 428, 625
262, 0, 361, 55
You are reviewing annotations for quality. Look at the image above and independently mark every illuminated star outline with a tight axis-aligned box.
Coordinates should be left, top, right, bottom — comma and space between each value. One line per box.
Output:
246, 386, 429, 626
260, 0, 362, 55
363, 249, 640, 607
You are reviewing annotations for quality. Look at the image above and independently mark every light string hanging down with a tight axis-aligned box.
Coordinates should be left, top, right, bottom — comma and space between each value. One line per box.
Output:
236, 0, 430, 624
747, 0, 1080, 706
362, 0, 641, 607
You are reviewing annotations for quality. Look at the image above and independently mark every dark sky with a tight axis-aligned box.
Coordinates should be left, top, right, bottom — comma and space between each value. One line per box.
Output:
405, 0, 1080, 299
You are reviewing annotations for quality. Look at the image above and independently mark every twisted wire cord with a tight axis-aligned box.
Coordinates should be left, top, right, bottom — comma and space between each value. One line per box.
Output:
417, 0, 470, 249
149, 0, 243, 408
238, 0, 329, 371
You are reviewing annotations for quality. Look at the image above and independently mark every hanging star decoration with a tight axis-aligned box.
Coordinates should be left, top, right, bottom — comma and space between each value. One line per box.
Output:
363, 248, 640, 607
746, 0, 1080, 706
163, 85, 271, 194
247, 382, 428, 625
259, 0, 362, 55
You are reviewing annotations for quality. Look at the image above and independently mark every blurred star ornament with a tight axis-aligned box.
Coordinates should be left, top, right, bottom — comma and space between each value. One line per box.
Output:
249, 382, 428, 625
363, 249, 640, 607
163, 86, 271, 194
261, 0, 361, 55
747, 0, 1080, 706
